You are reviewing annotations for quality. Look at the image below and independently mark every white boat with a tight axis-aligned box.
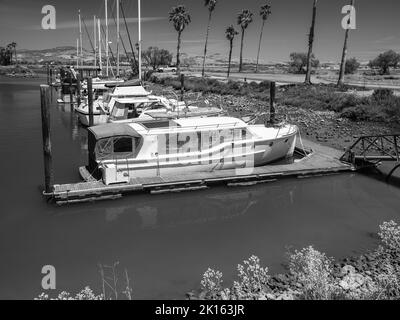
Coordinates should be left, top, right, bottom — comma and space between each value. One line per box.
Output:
75, 80, 224, 126
85, 116, 298, 185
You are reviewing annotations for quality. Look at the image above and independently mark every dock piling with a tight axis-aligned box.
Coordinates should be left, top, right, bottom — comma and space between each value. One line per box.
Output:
76, 74, 81, 108
87, 77, 94, 127
269, 81, 276, 124
40, 85, 54, 194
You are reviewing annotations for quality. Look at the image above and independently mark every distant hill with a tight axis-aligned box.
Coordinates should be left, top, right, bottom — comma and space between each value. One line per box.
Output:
17, 46, 94, 64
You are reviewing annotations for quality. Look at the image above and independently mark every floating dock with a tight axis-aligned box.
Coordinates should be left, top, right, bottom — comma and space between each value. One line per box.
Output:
47, 139, 354, 205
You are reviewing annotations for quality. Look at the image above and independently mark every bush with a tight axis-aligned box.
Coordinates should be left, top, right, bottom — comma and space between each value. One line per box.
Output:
288, 246, 337, 300
379, 221, 400, 252
36, 287, 103, 300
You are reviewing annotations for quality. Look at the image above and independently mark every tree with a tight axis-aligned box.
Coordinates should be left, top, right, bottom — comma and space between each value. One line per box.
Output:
255, 3, 271, 73
225, 25, 239, 78
142, 47, 173, 70
201, 0, 218, 77
305, 0, 318, 84
338, 0, 354, 86
289, 52, 319, 74
237, 9, 253, 72
169, 5, 191, 75
0, 45, 12, 66
345, 57, 360, 75
369, 50, 400, 75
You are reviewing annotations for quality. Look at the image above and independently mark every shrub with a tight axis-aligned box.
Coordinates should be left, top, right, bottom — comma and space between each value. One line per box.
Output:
372, 88, 394, 101
36, 287, 103, 300
288, 246, 336, 300
200, 268, 224, 300
378, 220, 400, 252
232, 255, 270, 299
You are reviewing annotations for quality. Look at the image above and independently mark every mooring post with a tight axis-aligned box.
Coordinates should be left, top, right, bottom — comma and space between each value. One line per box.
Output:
87, 77, 94, 127
269, 81, 276, 124
46, 65, 50, 85
40, 85, 54, 194
180, 74, 185, 102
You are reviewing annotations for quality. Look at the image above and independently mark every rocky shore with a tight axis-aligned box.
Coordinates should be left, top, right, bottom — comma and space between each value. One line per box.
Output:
148, 82, 399, 154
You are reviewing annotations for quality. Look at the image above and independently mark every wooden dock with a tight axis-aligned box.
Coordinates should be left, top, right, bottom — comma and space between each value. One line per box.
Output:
47, 139, 354, 205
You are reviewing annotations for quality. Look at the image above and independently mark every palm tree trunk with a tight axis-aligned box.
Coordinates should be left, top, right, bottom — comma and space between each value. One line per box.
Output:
239, 28, 245, 72
176, 31, 182, 74
228, 40, 233, 78
305, 0, 317, 84
202, 11, 212, 77
337, 0, 354, 86
256, 19, 266, 73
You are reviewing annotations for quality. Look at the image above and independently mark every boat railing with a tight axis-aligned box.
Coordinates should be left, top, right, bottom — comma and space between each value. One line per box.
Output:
143, 121, 247, 134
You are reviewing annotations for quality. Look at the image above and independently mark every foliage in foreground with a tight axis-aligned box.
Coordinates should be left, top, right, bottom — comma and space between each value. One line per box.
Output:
199, 221, 400, 300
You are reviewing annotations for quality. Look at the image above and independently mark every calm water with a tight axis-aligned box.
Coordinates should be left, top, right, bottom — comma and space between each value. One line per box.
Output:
0, 77, 400, 300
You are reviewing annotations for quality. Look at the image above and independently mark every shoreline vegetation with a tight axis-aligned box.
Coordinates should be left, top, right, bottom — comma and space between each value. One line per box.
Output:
36, 220, 400, 300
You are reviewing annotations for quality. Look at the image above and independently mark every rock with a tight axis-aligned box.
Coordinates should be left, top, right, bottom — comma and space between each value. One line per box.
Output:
340, 265, 356, 277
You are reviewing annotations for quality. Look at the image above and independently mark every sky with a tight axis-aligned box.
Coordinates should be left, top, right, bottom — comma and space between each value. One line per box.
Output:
1, 0, 400, 63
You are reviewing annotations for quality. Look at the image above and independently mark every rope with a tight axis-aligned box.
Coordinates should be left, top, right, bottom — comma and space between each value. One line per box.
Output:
297, 128, 309, 157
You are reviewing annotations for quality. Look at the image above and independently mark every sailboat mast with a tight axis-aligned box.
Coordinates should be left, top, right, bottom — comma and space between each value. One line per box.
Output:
76, 38, 79, 68
105, 0, 109, 77
117, 0, 120, 77
94, 16, 97, 69
79, 10, 83, 66
138, 0, 142, 81
98, 19, 103, 75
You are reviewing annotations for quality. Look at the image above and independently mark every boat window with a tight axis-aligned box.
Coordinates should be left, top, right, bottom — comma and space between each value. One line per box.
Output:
114, 137, 133, 153
111, 102, 128, 120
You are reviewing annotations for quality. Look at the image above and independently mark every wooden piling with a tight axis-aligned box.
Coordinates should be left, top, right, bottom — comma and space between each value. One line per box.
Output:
180, 74, 185, 102
269, 81, 276, 124
69, 77, 73, 107
87, 77, 94, 127
40, 85, 54, 194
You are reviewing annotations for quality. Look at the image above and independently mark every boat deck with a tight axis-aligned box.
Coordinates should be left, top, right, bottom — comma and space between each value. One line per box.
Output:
49, 139, 354, 205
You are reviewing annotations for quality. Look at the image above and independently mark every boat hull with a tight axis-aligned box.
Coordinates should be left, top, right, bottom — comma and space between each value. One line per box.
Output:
96, 130, 297, 185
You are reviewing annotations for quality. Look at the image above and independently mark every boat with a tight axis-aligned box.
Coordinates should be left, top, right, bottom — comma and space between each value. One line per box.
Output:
75, 80, 224, 126
84, 116, 298, 185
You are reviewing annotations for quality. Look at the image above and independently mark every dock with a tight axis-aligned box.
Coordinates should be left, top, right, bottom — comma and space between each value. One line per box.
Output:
48, 140, 354, 205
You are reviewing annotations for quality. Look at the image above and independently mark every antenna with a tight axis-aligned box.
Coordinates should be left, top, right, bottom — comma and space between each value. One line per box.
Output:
117, 0, 120, 78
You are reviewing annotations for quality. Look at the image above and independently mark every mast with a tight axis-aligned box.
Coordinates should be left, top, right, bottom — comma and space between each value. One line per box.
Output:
79, 9, 83, 66
105, 0, 109, 77
94, 16, 97, 69
98, 19, 103, 75
117, 0, 120, 77
138, 0, 142, 81
76, 38, 79, 68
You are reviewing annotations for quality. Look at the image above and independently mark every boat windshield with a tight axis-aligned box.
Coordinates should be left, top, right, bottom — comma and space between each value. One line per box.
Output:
95, 136, 141, 160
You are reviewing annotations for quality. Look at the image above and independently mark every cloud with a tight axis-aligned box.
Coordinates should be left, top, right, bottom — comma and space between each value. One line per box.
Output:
23, 17, 166, 30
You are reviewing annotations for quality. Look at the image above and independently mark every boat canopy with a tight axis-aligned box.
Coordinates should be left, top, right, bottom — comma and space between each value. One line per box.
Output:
111, 85, 151, 97
88, 123, 141, 140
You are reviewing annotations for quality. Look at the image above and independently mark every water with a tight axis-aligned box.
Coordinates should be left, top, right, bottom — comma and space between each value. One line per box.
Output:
0, 77, 400, 300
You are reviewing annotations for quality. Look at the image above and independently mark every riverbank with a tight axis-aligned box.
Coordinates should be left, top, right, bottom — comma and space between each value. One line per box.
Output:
189, 221, 400, 300
147, 75, 400, 154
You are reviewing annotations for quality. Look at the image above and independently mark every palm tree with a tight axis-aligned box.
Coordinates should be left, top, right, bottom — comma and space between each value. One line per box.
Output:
225, 25, 238, 78
305, 0, 318, 84
10, 42, 17, 65
169, 5, 191, 74
201, 0, 218, 77
237, 9, 253, 72
337, 0, 354, 86
255, 3, 271, 73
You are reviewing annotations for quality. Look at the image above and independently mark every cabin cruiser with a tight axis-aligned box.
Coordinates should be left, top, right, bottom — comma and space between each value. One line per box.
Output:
85, 116, 298, 185
75, 80, 224, 126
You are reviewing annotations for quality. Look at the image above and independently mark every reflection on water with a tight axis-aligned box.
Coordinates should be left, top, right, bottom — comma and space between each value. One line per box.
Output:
0, 78, 400, 300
